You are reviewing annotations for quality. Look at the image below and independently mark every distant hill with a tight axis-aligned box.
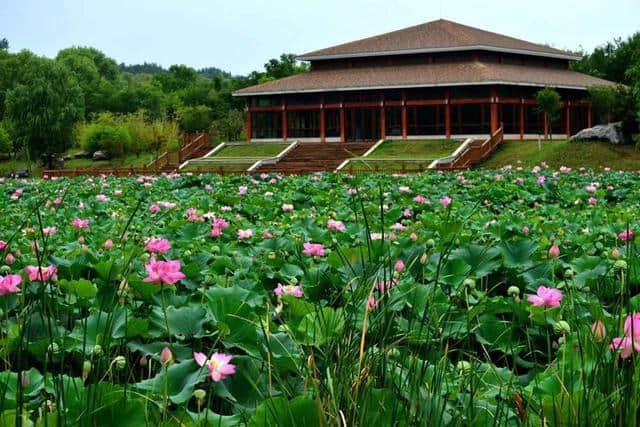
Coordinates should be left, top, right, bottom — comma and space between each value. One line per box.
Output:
119, 62, 236, 79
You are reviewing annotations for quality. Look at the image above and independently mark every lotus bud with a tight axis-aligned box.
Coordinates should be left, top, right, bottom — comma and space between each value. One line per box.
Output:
420, 253, 428, 264
591, 320, 606, 341
78, 235, 85, 244
554, 320, 571, 335
5, 253, 15, 264
548, 244, 560, 258
193, 389, 206, 405
92, 344, 103, 356
160, 346, 173, 366
114, 356, 126, 370
394, 260, 405, 272
139, 355, 148, 367
82, 361, 92, 381
21, 373, 30, 387
611, 248, 621, 259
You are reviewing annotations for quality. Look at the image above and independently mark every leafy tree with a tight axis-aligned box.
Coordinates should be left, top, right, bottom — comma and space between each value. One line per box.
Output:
120, 62, 166, 75
0, 124, 11, 154
210, 110, 245, 142
264, 53, 308, 79
0, 38, 8, 51
177, 105, 213, 133
5, 57, 84, 167
56, 47, 120, 116
536, 87, 561, 140
588, 86, 616, 124
153, 65, 198, 92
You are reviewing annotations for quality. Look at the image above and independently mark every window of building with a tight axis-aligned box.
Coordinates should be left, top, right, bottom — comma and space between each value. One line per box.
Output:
251, 112, 282, 139
287, 110, 320, 138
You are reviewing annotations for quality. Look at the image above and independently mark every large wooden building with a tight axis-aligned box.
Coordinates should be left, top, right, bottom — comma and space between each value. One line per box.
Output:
234, 19, 615, 142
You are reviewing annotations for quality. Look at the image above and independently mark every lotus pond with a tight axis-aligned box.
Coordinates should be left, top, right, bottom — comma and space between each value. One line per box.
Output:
1, 166, 640, 426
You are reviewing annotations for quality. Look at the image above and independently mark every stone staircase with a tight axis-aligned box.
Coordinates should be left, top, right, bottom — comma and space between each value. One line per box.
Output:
256, 142, 373, 174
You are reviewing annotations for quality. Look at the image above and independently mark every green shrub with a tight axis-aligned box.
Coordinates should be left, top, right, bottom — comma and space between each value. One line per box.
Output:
177, 105, 213, 133
81, 123, 131, 157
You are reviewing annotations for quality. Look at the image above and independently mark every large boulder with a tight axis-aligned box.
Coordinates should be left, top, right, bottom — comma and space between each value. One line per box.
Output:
570, 121, 626, 145
74, 150, 92, 159
92, 150, 110, 161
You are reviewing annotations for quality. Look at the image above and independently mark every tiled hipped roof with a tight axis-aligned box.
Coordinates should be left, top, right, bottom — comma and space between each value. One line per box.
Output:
233, 61, 615, 96
298, 19, 579, 60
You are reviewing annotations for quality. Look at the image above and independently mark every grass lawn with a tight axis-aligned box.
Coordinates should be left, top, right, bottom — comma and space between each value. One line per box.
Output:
342, 159, 433, 173
212, 143, 287, 158
64, 152, 157, 169
182, 161, 253, 173
367, 139, 461, 160
480, 139, 640, 170
0, 159, 42, 176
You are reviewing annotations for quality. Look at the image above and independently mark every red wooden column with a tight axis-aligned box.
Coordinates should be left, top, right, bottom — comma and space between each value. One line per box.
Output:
380, 94, 386, 140
445, 89, 451, 138
490, 88, 498, 134
401, 89, 408, 140
565, 101, 571, 137
320, 95, 326, 143
282, 99, 288, 141
245, 98, 252, 141
587, 105, 593, 128
519, 101, 524, 140
339, 97, 345, 143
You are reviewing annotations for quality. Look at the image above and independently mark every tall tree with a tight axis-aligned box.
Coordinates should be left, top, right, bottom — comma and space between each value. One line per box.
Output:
0, 38, 8, 51
536, 87, 562, 140
5, 57, 84, 167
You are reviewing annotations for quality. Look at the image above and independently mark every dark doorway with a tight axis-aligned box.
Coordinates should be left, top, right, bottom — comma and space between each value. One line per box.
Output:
345, 108, 380, 141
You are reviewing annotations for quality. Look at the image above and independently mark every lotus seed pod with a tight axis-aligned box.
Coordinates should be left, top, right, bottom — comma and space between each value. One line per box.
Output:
507, 286, 520, 297
183, 250, 192, 257
0, 265, 10, 273
426, 239, 436, 248
193, 389, 206, 404
93, 345, 103, 356
614, 260, 627, 270
456, 361, 472, 374
554, 321, 571, 335
564, 269, 574, 278
48, 342, 60, 355
268, 252, 276, 260
463, 278, 476, 289
114, 356, 126, 370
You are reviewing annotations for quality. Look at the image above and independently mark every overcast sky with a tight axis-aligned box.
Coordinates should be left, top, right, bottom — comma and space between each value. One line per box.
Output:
1, 0, 638, 75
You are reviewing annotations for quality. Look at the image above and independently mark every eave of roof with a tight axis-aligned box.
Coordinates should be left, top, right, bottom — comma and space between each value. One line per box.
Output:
233, 61, 616, 97
298, 45, 581, 62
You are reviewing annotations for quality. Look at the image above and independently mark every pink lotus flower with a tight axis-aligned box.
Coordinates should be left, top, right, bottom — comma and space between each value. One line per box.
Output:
149, 204, 161, 213
440, 196, 452, 207
96, 194, 110, 202
103, 239, 114, 249
237, 186, 248, 195
303, 242, 325, 257
609, 336, 640, 359
194, 352, 236, 382
210, 218, 230, 239
410, 232, 418, 241
114, 189, 123, 196
0, 241, 7, 251
262, 231, 273, 238
588, 197, 597, 205
522, 226, 530, 234
274, 283, 303, 298
549, 244, 560, 258
327, 219, 345, 232
527, 286, 563, 308
0, 274, 21, 296
5, 253, 15, 264
146, 238, 171, 253
610, 313, 640, 359
394, 259, 405, 272
72, 218, 89, 229
281, 204, 294, 212
619, 230, 635, 242
204, 184, 213, 192
42, 226, 57, 236
366, 294, 378, 311
391, 222, 407, 231
537, 175, 546, 185
237, 229, 253, 240
413, 195, 428, 204
186, 208, 204, 222
143, 257, 185, 285
53, 198, 62, 205
403, 208, 412, 218
25, 265, 58, 282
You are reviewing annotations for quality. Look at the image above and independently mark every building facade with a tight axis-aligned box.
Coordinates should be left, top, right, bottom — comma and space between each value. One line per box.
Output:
234, 20, 615, 142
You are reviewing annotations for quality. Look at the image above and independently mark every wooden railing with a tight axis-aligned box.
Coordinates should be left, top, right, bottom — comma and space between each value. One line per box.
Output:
432, 126, 504, 170
178, 133, 210, 164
